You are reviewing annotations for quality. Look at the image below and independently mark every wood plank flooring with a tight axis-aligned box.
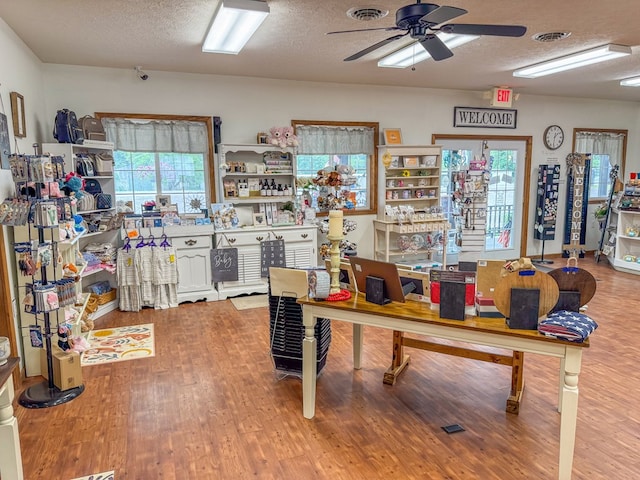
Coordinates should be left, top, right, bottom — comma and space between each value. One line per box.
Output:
14, 257, 640, 479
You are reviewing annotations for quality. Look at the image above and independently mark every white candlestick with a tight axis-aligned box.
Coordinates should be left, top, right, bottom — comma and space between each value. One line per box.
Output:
328, 209, 343, 238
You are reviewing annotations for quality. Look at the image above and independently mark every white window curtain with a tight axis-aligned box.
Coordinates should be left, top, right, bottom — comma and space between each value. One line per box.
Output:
296, 125, 374, 155
103, 118, 208, 153
575, 131, 625, 167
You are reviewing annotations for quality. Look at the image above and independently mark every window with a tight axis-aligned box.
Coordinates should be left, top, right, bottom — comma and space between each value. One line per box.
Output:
573, 129, 627, 201
292, 120, 378, 215
97, 113, 215, 212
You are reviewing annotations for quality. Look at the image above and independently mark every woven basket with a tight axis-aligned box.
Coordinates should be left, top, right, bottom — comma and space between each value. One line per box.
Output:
91, 288, 117, 306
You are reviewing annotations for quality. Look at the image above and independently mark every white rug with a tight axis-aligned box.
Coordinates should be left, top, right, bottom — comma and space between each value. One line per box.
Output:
230, 294, 269, 310
72, 471, 114, 480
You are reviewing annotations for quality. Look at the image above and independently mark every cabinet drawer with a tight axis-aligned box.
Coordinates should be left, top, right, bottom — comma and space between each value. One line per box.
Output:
172, 235, 212, 250
216, 228, 316, 247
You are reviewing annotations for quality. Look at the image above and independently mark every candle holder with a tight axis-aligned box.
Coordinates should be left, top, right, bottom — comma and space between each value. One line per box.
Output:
326, 234, 351, 302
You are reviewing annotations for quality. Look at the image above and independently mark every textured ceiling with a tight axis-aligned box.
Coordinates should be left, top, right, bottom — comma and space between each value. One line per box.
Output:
2, 0, 640, 102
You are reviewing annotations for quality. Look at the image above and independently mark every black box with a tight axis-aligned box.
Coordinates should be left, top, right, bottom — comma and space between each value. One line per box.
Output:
507, 288, 540, 330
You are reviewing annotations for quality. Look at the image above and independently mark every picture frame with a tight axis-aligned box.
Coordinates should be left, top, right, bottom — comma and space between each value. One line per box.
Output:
383, 128, 403, 145
403, 156, 419, 168
10, 92, 26, 138
253, 212, 266, 226
156, 194, 171, 208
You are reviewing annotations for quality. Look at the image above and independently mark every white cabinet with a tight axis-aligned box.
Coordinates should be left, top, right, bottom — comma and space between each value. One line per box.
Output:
42, 141, 119, 317
172, 229, 217, 302
216, 144, 296, 211
215, 225, 318, 299
612, 209, 640, 273
377, 145, 443, 220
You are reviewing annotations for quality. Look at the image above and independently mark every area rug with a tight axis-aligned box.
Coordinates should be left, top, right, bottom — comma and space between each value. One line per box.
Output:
81, 324, 155, 366
230, 294, 269, 310
71, 471, 114, 480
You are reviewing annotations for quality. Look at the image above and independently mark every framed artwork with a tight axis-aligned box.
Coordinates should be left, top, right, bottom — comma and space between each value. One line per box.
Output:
156, 194, 172, 208
253, 212, 266, 226
383, 128, 403, 145
10, 92, 26, 138
403, 156, 419, 168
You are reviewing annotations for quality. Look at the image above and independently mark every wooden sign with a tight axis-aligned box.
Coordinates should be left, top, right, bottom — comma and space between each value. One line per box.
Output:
261, 239, 286, 277
211, 248, 239, 282
562, 153, 591, 257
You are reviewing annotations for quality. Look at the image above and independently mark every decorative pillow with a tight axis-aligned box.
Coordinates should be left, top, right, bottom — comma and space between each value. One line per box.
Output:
538, 310, 598, 342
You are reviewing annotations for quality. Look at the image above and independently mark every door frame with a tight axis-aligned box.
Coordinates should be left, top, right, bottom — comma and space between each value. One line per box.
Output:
432, 133, 533, 259
0, 227, 20, 386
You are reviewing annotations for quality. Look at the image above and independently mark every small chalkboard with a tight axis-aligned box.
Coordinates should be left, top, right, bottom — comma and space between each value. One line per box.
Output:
261, 239, 286, 277
211, 248, 239, 282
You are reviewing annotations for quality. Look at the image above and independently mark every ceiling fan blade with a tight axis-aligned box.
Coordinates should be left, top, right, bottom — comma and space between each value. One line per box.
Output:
421, 6, 468, 25
439, 24, 527, 37
344, 33, 408, 61
327, 26, 400, 35
419, 34, 453, 61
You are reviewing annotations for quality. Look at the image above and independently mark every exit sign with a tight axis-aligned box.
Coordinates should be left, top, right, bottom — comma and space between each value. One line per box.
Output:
491, 87, 513, 108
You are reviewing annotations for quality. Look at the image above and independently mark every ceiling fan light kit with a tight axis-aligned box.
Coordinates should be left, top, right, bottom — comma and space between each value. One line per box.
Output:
202, 0, 270, 55
328, 2, 526, 63
378, 33, 478, 68
512, 44, 632, 78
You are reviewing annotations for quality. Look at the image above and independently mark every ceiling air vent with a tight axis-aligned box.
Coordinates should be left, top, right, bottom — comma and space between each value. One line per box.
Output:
532, 32, 571, 43
347, 7, 389, 22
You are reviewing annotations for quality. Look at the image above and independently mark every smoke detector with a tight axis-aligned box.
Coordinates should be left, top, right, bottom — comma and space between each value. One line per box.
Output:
532, 32, 571, 43
347, 6, 389, 21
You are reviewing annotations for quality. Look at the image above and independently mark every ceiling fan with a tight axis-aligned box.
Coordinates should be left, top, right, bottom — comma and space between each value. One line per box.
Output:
328, 1, 527, 62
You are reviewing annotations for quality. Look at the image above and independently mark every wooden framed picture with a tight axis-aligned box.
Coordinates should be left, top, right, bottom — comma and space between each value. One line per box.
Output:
253, 212, 266, 226
383, 128, 402, 145
10, 92, 26, 138
403, 156, 419, 168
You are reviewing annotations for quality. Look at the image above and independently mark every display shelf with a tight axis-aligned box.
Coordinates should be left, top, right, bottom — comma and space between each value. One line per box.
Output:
373, 218, 449, 265
69, 293, 92, 337
611, 208, 640, 274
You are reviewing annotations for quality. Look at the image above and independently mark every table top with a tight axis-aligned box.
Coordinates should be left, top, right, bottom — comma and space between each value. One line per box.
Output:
298, 294, 589, 348
0, 357, 19, 386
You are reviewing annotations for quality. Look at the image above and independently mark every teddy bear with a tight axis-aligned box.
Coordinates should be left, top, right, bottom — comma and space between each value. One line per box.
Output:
282, 126, 299, 147
267, 127, 287, 149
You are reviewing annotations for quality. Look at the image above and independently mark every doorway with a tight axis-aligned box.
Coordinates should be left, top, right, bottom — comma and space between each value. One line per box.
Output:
433, 134, 533, 260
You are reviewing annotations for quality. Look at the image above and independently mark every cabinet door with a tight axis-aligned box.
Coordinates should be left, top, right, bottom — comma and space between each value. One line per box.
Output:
285, 244, 314, 268
222, 245, 262, 287
176, 247, 212, 292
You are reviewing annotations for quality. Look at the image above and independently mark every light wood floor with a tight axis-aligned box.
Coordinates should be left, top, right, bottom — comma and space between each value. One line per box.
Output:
14, 257, 640, 479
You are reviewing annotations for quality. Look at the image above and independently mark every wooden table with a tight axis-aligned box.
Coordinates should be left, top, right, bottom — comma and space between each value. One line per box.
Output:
299, 294, 589, 480
0, 357, 24, 480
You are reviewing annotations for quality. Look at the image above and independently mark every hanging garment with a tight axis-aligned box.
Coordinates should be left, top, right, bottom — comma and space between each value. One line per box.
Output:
152, 246, 179, 309
116, 247, 141, 312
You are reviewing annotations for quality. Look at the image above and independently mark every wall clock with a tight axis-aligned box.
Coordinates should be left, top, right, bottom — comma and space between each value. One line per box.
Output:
543, 125, 564, 150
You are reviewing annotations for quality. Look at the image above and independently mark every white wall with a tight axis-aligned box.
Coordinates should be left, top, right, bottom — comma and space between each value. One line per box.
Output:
0, 18, 49, 362
41, 63, 640, 259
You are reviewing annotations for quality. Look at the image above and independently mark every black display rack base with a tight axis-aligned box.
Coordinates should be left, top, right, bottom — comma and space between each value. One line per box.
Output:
18, 381, 84, 409
532, 258, 554, 265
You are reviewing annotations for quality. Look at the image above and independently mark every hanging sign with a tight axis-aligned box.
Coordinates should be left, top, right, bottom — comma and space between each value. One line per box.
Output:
562, 153, 591, 257
490, 87, 513, 108
261, 239, 286, 277
453, 106, 517, 129
211, 248, 239, 282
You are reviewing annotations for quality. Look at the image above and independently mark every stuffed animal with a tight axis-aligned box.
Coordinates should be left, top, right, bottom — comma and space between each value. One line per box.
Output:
282, 126, 299, 147
267, 127, 286, 149
61, 172, 85, 199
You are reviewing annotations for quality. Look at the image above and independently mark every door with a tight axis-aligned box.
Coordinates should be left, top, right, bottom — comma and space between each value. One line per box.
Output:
436, 137, 530, 260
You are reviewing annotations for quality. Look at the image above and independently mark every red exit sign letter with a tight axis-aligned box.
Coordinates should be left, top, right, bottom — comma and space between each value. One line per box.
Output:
491, 87, 513, 107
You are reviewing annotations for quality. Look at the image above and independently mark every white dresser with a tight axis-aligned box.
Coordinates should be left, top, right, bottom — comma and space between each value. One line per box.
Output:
215, 225, 318, 299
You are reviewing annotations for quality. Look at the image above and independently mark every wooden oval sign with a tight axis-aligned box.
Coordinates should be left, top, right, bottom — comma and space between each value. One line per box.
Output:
493, 270, 560, 318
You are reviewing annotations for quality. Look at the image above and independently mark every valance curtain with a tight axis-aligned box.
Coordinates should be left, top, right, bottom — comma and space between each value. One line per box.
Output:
575, 131, 625, 167
295, 125, 374, 155
102, 118, 208, 153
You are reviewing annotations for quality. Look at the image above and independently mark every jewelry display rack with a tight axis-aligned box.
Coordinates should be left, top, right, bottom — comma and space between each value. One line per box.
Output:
4, 150, 85, 407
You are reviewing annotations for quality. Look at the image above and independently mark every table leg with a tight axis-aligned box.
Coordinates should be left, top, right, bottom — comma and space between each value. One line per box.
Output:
0, 376, 24, 480
506, 351, 525, 414
557, 357, 565, 413
558, 349, 581, 480
383, 330, 410, 385
302, 307, 318, 419
353, 324, 363, 370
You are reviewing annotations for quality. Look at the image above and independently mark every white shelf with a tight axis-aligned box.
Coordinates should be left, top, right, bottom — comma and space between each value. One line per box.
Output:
221, 196, 294, 204
77, 208, 115, 214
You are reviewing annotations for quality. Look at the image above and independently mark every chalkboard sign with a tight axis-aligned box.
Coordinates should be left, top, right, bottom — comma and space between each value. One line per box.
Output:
261, 239, 286, 277
211, 248, 239, 282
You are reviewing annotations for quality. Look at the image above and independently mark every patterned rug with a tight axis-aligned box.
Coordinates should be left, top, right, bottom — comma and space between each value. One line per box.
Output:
71, 471, 114, 480
230, 294, 268, 310
81, 324, 155, 366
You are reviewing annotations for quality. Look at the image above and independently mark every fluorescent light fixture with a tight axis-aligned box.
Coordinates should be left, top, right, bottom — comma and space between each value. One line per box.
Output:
378, 33, 478, 68
202, 0, 269, 55
620, 76, 640, 87
513, 44, 632, 78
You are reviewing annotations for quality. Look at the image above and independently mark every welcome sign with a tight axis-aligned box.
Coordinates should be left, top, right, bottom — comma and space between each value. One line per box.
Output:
562, 153, 591, 258
453, 106, 517, 129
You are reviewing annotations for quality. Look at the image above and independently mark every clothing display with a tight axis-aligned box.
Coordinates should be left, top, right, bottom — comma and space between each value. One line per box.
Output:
117, 235, 178, 311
